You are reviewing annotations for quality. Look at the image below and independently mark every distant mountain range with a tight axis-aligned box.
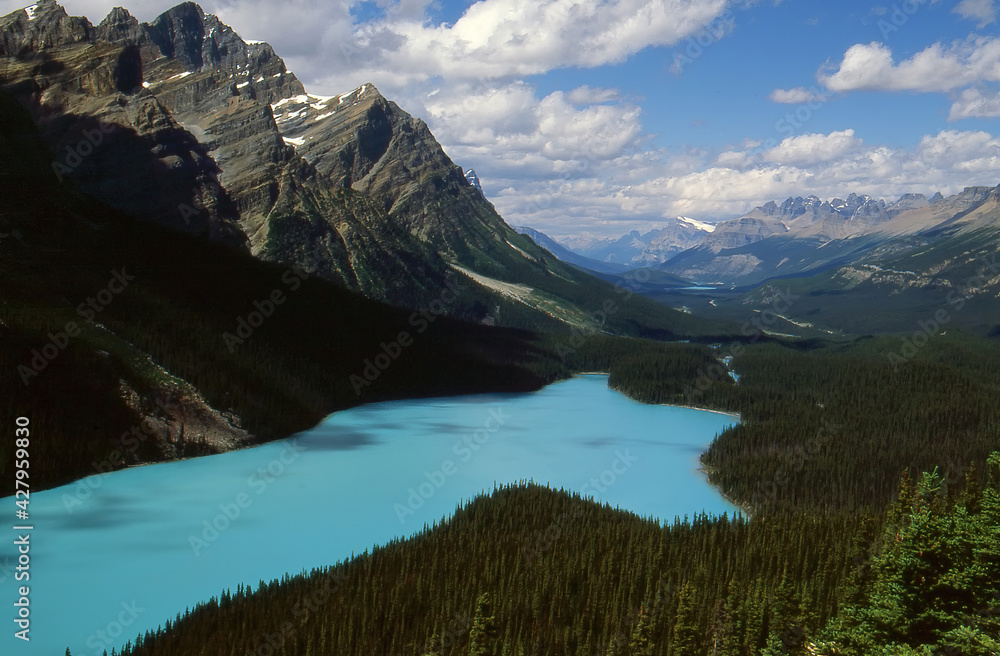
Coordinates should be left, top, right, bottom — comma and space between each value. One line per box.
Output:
605, 188, 1000, 336
518, 186, 1000, 336
658, 191, 952, 284
512, 226, 630, 274
526, 189, 997, 286
731, 185, 1000, 335
548, 216, 717, 268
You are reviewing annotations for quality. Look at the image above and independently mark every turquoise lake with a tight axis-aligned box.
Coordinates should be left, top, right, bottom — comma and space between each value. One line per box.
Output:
2, 375, 738, 656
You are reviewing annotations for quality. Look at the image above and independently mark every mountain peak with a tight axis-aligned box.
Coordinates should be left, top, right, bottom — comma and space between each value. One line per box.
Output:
102, 6, 134, 22
1, 0, 92, 53
465, 169, 483, 195
339, 82, 383, 104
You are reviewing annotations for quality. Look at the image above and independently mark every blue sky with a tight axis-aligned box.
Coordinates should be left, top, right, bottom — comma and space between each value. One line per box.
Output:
7, 0, 1000, 238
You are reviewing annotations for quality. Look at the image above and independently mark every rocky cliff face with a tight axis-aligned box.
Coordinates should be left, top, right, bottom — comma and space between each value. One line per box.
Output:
0, 1, 449, 299
2, 0, 658, 332
0, 25, 248, 246
0, 0, 91, 54
700, 216, 788, 252
734, 193, 892, 239
886, 193, 933, 217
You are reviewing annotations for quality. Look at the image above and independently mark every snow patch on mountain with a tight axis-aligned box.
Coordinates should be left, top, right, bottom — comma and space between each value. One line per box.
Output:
465, 169, 484, 195
678, 216, 716, 233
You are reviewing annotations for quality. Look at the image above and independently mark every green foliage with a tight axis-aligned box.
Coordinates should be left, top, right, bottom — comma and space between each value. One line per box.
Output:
469, 593, 499, 656
820, 454, 1000, 655
671, 583, 700, 656
692, 335, 1000, 513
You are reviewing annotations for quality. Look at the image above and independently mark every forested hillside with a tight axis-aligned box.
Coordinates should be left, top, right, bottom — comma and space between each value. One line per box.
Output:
607, 333, 1000, 512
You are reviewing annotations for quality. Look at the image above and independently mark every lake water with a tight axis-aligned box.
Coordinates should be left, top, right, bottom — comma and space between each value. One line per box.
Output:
1, 375, 738, 656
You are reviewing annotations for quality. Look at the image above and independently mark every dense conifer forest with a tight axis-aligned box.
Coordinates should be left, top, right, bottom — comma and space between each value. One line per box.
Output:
108, 483, 873, 656
606, 333, 1000, 513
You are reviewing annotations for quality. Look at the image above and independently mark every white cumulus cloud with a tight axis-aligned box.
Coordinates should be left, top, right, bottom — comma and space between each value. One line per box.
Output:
954, 0, 998, 27
763, 130, 863, 167
819, 40, 1000, 93
949, 86, 1000, 119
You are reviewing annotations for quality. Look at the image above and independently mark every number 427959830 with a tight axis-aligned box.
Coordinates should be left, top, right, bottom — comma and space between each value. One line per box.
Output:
14, 416, 30, 507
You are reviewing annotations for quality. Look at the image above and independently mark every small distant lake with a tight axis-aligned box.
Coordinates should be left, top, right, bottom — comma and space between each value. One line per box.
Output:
1, 375, 738, 656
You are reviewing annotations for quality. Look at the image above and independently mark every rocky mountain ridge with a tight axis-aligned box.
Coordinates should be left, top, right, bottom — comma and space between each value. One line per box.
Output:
513, 226, 629, 274
656, 188, 1000, 285
562, 217, 716, 267
0, 0, 702, 337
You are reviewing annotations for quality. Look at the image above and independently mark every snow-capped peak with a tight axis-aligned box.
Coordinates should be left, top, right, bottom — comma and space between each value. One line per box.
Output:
677, 216, 715, 233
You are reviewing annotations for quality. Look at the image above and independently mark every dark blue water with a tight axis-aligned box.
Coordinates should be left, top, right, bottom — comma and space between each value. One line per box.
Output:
2, 375, 737, 655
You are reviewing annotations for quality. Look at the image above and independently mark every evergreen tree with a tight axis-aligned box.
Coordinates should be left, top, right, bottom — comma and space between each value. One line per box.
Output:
469, 593, 499, 656
421, 632, 442, 656
628, 606, 654, 656
672, 583, 699, 656
821, 454, 1000, 655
